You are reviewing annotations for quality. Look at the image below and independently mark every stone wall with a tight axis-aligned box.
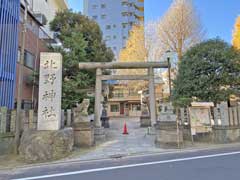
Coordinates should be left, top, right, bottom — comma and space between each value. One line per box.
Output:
177, 103, 240, 144
0, 107, 74, 155
19, 128, 74, 163
0, 133, 14, 155
212, 126, 240, 143
155, 121, 183, 148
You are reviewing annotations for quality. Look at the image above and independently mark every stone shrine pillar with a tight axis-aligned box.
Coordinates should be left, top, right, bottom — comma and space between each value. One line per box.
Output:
37, 53, 62, 130
148, 67, 157, 126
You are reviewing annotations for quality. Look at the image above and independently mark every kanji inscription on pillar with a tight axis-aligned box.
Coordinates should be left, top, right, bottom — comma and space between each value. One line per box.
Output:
38, 53, 62, 130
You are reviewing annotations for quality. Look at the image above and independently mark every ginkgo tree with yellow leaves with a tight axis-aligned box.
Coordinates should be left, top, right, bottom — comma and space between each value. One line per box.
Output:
233, 16, 240, 50
117, 24, 148, 90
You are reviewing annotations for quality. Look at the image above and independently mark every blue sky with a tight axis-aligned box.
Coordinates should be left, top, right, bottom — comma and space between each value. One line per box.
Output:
68, 0, 239, 43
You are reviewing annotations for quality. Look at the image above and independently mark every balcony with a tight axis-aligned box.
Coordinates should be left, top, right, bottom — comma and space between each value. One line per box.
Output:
109, 91, 141, 102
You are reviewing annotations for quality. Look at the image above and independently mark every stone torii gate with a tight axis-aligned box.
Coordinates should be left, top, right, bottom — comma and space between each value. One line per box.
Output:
79, 61, 169, 130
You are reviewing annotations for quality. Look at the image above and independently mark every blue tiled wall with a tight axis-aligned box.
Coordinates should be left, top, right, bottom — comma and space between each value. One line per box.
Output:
0, 0, 20, 109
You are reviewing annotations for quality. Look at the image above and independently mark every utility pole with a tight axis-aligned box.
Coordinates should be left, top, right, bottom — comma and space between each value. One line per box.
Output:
165, 50, 172, 99
14, 0, 28, 154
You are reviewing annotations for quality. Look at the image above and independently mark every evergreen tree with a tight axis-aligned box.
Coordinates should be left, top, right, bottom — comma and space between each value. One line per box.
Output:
50, 10, 114, 109
173, 39, 240, 106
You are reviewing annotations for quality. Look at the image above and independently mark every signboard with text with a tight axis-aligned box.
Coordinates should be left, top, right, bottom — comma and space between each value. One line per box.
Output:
189, 107, 212, 135
37, 53, 62, 130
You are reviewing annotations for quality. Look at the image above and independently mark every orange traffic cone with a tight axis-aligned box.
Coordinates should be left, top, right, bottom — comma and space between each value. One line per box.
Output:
122, 122, 129, 135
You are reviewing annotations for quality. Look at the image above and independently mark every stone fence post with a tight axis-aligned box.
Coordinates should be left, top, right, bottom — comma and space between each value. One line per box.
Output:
219, 102, 229, 126
66, 109, 72, 127
10, 110, 16, 132
238, 106, 240, 126
29, 110, 35, 130
0, 107, 7, 133
61, 110, 65, 128
232, 107, 239, 126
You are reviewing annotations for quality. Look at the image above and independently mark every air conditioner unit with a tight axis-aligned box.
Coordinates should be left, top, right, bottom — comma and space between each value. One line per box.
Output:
33, 13, 47, 25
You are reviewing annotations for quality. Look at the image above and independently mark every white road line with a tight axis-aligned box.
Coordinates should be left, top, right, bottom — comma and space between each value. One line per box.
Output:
12, 151, 240, 180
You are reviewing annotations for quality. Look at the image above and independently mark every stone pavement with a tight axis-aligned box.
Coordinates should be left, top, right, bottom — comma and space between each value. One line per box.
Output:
74, 117, 165, 161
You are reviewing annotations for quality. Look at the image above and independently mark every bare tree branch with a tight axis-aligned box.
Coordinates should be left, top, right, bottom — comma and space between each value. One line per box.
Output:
157, 0, 205, 61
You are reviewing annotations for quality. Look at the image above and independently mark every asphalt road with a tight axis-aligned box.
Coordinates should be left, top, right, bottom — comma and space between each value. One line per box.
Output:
2, 145, 240, 180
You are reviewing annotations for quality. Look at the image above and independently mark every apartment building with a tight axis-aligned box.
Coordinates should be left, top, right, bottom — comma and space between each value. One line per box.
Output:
21, 0, 68, 40
83, 0, 144, 59
14, 0, 68, 109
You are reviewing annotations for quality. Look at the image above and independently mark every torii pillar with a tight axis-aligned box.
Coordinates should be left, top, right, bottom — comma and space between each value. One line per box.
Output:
94, 68, 102, 127
94, 68, 105, 144
148, 67, 157, 126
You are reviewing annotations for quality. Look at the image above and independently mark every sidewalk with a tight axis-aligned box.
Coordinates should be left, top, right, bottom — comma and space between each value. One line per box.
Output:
69, 117, 166, 161
0, 117, 164, 170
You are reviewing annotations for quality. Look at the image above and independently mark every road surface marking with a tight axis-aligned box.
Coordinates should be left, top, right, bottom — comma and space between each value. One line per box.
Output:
12, 151, 240, 180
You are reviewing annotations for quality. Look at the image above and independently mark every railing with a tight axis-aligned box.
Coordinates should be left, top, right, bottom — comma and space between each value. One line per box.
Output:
111, 93, 140, 99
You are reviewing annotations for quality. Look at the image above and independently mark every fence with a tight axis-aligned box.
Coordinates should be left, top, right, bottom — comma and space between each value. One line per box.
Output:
177, 104, 240, 128
0, 107, 74, 134
1, 103, 240, 134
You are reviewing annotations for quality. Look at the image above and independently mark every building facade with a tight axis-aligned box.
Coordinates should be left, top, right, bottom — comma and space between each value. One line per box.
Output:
83, 0, 144, 59
21, 0, 68, 40
0, 0, 20, 109
14, 0, 68, 110
107, 81, 166, 117
15, 3, 48, 110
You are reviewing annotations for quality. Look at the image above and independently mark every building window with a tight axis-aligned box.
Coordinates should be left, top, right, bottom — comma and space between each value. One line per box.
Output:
129, 89, 138, 96
101, 4, 106, 8
105, 35, 111, 41
122, 23, 128, 28
122, 12, 129, 17
123, 36, 127, 40
106, 25, 111, 30
113, 35, 117, 39
24, 50, 35, 69
22, 100, 32, 110
122, 2, 128, 6
113, 24, 117, 28
113, 89, 123, 97
132, 104, 141, 111
110, 104, 119, 112
101, 14, 106, 19
92, 15, 98, 20
92, 4, 98, 9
